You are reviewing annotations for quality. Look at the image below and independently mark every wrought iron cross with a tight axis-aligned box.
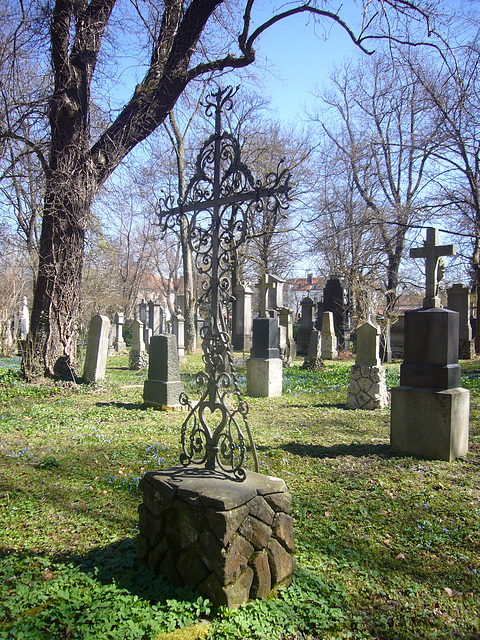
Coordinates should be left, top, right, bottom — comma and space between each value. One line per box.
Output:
157, 86, 291, 479
410, 227, 456, 309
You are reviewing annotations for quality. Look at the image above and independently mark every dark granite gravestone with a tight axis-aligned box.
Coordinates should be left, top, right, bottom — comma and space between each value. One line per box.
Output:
143, 334, 184, 409
295, 296, 315, 356
247, 318, 282, 397
323, 277, 350, 348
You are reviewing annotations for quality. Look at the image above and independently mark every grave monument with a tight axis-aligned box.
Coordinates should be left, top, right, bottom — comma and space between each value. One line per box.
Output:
321, 311, 338, 360
129, 315, 148, 370
113, 312, 127, 353
143, 334, 184, 409
347, 321, 388, 409
83, 314, 110, 383
447, 283, 475, 359
137, 87, 294, 608
246, 317, 283, 397
390, 228, 469, 461
295, 295, 315, 356
232, 281, 253, 352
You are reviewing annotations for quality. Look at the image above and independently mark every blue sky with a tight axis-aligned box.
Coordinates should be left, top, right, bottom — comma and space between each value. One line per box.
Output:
250, 6, 365, 122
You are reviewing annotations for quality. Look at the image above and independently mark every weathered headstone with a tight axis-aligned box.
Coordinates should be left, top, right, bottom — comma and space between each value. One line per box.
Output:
447, 283, 475, 359
278, 306, 296, 365
258, 274, 284, 318
247, 318, 282, 397
113, 312, 127, 353
321, 311, 338, 360
149, 301, 164, 336
129, 317, 148, 370
347, 322, 388, 409
390, 228, 469, 461
83, 314, 110, 383
302, 329, 322, 370
295, 296, 315, 356
19, 296, 29, 340
172, 311, 186, 362
143, 334, 184, 409
232, 282, 253, 352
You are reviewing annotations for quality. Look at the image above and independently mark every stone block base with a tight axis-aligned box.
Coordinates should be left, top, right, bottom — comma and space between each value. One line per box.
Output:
129, 350, 149, 370
143, 379, 184, 409
459, 339, 475, 360
137, 467, 295, 609
347, 365, 389, 410
390, 386, 469, 461
246, 358, 282, 397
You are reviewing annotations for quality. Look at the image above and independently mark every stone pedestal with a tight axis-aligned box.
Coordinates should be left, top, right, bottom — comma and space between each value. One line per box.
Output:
346, 365, 388, 410
390, 307, 469, 461
232, 283, 253, 352
246, 357, 283, 398
137, 467, 295, 609
143, 334, 184, 409
390, 386, 469, 461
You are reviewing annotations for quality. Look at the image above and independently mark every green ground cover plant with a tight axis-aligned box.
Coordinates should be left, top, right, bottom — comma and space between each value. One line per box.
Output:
1, 354, 479, 639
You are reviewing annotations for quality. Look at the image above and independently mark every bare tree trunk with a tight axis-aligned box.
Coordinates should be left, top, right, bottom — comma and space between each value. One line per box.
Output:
23, 175, 90, 377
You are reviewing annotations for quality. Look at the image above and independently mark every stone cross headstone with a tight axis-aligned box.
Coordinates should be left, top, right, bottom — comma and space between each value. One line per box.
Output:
391, 229, 469, 461
321, 311, 338, 360
447, 283, 475, 359
143, 334, 184, 409
258, 274, 284, 318
83, 314, 110, 383
410, 227, 456, 309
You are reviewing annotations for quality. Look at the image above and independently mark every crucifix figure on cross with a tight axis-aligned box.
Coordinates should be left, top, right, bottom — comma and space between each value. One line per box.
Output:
410, 227, 456, 308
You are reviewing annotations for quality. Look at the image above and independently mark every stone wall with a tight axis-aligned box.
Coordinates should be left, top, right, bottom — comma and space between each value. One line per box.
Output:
137, 466, 295, 608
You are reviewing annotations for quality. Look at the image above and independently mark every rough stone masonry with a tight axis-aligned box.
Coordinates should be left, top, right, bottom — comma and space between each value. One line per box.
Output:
137, 466, 295, 608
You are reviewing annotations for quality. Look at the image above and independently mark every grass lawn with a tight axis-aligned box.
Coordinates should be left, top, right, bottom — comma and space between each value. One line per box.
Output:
1, 353, 479, 639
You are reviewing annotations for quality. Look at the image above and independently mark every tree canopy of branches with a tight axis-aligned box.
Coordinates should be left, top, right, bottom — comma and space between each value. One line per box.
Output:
310, 54, 440, 314
0, 0, 441, 379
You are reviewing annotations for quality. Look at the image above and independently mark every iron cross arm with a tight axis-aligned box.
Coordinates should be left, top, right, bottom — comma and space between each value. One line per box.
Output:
162, 183, 290, 217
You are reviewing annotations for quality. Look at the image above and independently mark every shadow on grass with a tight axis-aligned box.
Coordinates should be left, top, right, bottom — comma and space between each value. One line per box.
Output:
95, 401, 146, 410
281, 440, 394, 459
57, 537, 200, 604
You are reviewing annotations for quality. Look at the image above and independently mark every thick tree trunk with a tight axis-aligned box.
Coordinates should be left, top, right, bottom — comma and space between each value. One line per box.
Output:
23, 174, 91, 379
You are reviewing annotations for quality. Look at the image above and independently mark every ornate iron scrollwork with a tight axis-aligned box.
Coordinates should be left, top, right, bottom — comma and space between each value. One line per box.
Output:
157, 86, 291, 480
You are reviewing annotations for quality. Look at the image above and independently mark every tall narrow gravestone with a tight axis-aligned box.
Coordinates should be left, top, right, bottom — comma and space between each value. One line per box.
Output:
390, 228, 469, 461
143, 334, 184, 409
447, 283, 475, 359
129, 317, 148, 370
295, 296, 315, 356
321, 311, 338, 360
83, 314, 110, 383
347, 322, 388, 410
